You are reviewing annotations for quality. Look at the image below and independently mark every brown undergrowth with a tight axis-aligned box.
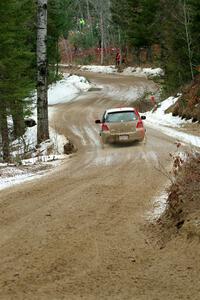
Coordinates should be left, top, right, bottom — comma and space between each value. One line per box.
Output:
155, 151, 200, 246
130, 97, 154, 112
168, 74, 200, 122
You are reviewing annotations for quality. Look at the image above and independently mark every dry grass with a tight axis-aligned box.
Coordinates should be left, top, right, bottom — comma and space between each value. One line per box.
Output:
155, 152, 200, 245
170, 75, 200, 122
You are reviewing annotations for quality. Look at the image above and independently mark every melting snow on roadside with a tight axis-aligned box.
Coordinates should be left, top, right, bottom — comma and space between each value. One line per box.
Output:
122, 66, 164, 77
48, 74, 91, 105
144, 96, 185, 127
146, 188, 168, 221
81, 65, 117, 74
0, 167, 43, 190
0, 127, 68, 191
80, 65, 164, 78
0, 156, 67, 191
143, 96, 200, 148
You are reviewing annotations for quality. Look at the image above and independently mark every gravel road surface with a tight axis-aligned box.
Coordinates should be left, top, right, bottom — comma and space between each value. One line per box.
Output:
0, 73, 199, 300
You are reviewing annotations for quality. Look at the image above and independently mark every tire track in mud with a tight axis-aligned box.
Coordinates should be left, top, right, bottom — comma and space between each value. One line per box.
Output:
57, 91, 161, 172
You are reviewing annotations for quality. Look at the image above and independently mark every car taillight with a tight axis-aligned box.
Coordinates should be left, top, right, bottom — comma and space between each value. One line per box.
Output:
136, 119, 143, 129
102, 123, 109, 131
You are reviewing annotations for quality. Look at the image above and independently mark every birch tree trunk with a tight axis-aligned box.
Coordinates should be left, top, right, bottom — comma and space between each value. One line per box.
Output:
183, 0, 194, 80
118, 26, 122, 65
100, 10, 104, 65
86, 0, 92, 34
37, 0, 49, 144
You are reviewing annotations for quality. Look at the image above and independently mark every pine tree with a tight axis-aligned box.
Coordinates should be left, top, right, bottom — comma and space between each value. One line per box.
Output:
161, 0, 197, 92
0, 0, 35, 161
189, 0, 200, 72
111, 0, 161, 45
48, 0, 74, 79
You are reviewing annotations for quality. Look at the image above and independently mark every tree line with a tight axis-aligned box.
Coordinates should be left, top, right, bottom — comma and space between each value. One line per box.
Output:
73, 0, 200, 91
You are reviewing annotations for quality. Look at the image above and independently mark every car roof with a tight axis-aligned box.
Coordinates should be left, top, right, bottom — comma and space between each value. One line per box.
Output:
105, 107, 136, 114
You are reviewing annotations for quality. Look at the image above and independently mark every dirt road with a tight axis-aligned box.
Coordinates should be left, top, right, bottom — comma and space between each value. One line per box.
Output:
0, 73, 199, 299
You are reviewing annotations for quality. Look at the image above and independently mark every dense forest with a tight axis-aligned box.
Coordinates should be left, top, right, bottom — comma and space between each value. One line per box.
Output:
0, 0, 200, 161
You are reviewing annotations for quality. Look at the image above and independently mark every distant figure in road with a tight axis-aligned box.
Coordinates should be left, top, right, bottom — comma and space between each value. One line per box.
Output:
116, 52, 120, 66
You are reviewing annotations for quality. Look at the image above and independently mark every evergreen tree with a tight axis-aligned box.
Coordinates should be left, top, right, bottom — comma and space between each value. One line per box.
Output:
0, 0, 35, 160
161, 0, 197, 93
189, 0, 200, 71
48, 0, 74, 79
111, 0, 161, 47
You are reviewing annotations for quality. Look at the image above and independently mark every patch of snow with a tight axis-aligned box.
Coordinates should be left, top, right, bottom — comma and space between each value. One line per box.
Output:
0, 169, 43, 191
80, 65, 164, 78
21, 154, 67, 165
122, 67, 164, 77
12, 113, 68, 157
144, 96, 185, 127
48, 74, 91, 105
49, 127, 68, 155
23, 125, 37, 149
143, 96, 200, 148
25, 73, 92, 106
148, 124, 200, 148
81, 65, 117, 74
0, 156, 67, 191
147, 189, 168, 221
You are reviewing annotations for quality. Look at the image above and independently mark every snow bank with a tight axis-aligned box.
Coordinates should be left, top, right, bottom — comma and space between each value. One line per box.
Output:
144, 96, 186, 127
0, 156, 66, 191
48, 74, 91, 105
143, 96, 200, 148
146, 188, 168, 221
22, 123, 68, 155
0, 167, 42, 190
1, 121, 69, 190
81, 65, 117, 74
80, 65, 164, 78
27, 73, 92, 106
122, 67, 164, 77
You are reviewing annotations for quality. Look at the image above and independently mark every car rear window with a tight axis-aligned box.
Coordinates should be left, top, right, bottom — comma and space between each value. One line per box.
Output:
105, 111, 137, 123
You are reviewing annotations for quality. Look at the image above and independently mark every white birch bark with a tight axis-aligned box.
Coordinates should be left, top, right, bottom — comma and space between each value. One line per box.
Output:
172, 1, 194, 81
100, 10, 104, 65
37, 0, 49, 144
89, 0, 111, 65
182, 0, 194, 80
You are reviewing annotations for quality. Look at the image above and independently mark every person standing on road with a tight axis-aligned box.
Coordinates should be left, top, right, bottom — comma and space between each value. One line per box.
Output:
116, 52, 120, 66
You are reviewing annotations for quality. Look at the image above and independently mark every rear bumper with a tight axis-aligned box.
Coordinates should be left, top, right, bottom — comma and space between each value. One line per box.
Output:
101, 129, 145, 144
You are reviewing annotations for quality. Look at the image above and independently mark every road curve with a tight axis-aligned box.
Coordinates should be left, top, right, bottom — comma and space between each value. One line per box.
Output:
0, 73, 196, 300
